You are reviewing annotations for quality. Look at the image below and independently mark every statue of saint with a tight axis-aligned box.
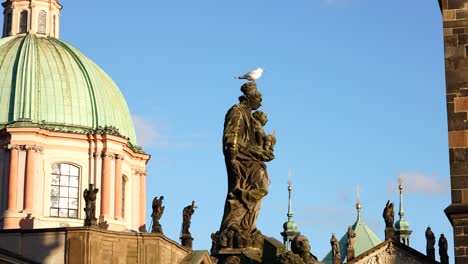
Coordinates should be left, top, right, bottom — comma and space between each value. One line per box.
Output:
182, 201, 197, 236
151, 196, 165, 233
83, 184, 99, 226
213, 82, 276, 250
425, 227, 436, 260
382, 200, 394, 228
438, 234, 449, 264
330, 234, 340, 264
347, 226, 356, 249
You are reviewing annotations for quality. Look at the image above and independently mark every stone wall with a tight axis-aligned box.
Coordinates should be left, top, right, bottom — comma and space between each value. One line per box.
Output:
0, 227, 190, 264
441, 0, 468, 263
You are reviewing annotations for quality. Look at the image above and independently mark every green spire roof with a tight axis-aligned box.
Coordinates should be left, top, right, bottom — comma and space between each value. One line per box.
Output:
281, 179, 300, 250
395, 178, 412, 245
0, 35, 137, 144
395, 179, 410, 231
322, 204, 382, 264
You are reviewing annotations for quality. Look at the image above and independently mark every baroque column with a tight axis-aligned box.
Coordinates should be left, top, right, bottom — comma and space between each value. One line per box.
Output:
23, 145, 38, 211
100, 152, 114, 218
6, 144, 20, 211
114, 154, 124, 220
137, 170, 147, 231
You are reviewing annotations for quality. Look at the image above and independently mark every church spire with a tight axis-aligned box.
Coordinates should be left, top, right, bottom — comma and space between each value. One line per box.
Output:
356, 185, 361, 222
281, 169, 300, 250
395, 176, 412, 245
2, 0, 62, 38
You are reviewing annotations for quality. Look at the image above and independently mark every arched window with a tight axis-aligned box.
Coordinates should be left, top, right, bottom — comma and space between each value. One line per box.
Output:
6, 13, 12, 35
122, 175, 127, 219
38, 11, 46, 34
19, 10, 28, 33
50, 163, 79, 218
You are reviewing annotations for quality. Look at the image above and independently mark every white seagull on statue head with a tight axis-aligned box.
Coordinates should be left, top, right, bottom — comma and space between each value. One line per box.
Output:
235, 68, 264, 83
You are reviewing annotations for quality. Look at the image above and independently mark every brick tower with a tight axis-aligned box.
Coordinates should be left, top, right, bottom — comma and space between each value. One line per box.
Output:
440, 0, 468, 263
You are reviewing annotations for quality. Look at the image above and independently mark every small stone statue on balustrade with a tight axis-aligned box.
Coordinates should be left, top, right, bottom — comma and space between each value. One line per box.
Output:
383, 200, 395, 240
438, 233, 448, 264
347, 226, 356, 261
151, 196, 165, 234
180, 201, 197, 250
425, 226, 435, 260
330, 233, 340, 264
83, 184, 99, 227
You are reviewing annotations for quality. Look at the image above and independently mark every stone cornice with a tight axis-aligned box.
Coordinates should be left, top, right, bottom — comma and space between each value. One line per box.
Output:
101, 152, 115, 159
133, 169, 147, 177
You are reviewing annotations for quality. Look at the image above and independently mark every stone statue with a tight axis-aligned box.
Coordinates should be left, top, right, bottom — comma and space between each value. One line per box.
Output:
425, 227, 435, 260
330, 234, 340, 264
252, 110, 276, 157
274, 251, 305, 264
83, 184, 99, 227
347, 226, 356, 261
151, 196, 164, 233
212, 82, 276, 252
382, 200, 394, 228
182, 201, 197, 236
180, 201, 197, 249
347, 226, 356, 249
438, 234, 448, 264
290, 235, 320, 264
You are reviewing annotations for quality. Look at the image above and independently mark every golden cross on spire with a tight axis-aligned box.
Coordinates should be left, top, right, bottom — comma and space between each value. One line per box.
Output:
356, 185, 361, 204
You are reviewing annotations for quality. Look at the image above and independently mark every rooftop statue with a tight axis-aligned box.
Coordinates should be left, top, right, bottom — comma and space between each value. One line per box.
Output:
212, 82, 276, 253
151, 196, 165, 233
425, 226, 436, 260
180, 201, 197, 250
438, 234, 449, 264
383, 200, 395, 228
182, 201, 197, 236
330, 234, 340, 264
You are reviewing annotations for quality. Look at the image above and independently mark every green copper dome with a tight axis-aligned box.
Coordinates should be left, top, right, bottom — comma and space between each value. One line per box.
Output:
322, 209, 382, 264
0, 34, 137, 144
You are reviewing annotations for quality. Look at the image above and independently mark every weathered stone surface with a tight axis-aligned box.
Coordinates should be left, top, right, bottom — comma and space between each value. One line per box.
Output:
262, 237, 286, 263
453, 27, 466, 34
447, 0, 467, 9
445, 19, 468, 29
0, 227, 196, 264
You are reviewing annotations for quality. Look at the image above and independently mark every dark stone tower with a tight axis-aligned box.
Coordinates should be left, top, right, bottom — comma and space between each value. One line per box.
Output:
440, 0, 468, 263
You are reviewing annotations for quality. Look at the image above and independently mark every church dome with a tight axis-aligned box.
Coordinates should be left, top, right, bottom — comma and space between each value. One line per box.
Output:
0, 34, 137, 144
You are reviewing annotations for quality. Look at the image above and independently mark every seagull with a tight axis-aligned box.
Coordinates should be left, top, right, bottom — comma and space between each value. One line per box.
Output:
235, 68, 264, 83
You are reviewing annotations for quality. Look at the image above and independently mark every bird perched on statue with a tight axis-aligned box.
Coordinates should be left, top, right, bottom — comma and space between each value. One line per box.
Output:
235, 68, 264, 83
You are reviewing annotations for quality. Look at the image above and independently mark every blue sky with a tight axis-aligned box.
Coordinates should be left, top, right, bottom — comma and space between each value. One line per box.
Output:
60, 0, 450, 260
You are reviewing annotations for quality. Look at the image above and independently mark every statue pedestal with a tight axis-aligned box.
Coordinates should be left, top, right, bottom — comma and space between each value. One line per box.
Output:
385, 227, 395, 241
151, 224, 163, 234
211, 237, 284, 264
180, 234, 193, 250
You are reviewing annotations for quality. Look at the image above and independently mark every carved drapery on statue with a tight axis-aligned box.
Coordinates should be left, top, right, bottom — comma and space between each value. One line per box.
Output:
212, 82, 276, 254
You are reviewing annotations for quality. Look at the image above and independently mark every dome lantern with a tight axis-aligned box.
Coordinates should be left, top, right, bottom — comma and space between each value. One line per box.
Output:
2, 0, 62, 38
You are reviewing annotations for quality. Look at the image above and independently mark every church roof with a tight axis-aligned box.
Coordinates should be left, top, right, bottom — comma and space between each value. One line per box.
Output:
0, 34, 137, 144
322, 209, 382, 264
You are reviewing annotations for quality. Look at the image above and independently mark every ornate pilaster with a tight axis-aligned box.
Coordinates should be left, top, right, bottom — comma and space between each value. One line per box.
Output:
135, 169, 147, 231
100, 151, 114, 218
23, 145, 42, 212
114, 154, 124, 220
6, 144, 20, 212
